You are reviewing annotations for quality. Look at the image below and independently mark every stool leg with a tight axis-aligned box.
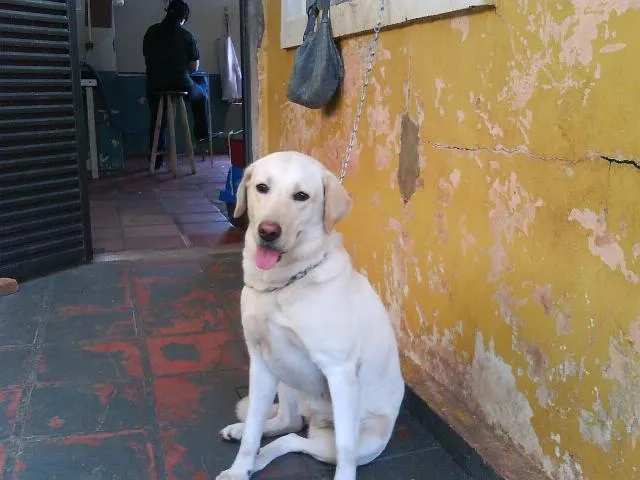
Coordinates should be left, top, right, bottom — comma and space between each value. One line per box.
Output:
149, 97, 165, 175
167, 96, 178, 178
178, 97, 196, 175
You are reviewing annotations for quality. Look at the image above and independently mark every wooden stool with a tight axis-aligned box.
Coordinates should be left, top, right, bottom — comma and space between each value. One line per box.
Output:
149, 91, 196, 177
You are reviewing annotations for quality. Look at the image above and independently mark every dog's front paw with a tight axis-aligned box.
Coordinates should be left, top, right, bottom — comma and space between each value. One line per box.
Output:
215, 469, 250, 480
220, 422, 245, 441
333, 465, 357, 480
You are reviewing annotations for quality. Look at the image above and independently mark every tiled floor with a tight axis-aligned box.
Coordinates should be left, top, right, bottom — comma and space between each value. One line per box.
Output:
89, 155, 244, 253
0, 253, 471, 479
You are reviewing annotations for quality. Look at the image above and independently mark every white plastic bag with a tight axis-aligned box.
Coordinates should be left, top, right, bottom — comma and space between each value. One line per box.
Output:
218, 36, 242, 102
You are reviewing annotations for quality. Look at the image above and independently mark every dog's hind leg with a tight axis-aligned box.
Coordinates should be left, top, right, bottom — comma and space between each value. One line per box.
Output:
253, 430, 336, 473
263, 383, 305, 436
252, 419, 337, 473
221, 383, 304, 441
253, 414, 393, 477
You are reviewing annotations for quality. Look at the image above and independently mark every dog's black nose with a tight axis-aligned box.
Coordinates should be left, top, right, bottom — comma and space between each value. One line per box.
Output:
258, 221, 282, 242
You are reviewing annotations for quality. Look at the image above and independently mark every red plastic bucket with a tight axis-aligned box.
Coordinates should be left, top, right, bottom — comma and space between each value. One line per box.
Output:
229, 138, 245, 168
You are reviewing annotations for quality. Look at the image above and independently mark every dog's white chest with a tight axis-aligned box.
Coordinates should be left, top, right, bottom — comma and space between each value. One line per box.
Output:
247, 314, 327, 396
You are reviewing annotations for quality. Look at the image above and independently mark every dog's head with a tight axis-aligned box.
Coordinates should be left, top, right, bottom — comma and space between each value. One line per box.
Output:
234, 151, 351, 270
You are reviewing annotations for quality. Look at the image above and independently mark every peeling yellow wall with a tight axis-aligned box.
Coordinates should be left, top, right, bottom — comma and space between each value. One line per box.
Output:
257, 1, 640, 478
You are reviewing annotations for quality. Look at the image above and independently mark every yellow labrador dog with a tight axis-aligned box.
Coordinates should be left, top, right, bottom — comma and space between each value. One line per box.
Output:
216, 151, 404, 480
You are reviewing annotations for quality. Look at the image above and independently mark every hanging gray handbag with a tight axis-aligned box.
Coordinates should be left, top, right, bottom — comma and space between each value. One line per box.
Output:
287, 0, 344, 109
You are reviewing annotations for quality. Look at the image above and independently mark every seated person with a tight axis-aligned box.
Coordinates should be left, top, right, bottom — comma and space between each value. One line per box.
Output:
143, 0, 209, 170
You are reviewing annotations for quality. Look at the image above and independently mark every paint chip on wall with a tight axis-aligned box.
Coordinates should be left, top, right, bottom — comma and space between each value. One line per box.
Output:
398, 114, 420, 203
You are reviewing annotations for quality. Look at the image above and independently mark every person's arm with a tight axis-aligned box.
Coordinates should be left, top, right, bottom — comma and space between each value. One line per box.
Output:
143, 31, 149, 58
187, 32, 200, 72
188, 59, 199, 72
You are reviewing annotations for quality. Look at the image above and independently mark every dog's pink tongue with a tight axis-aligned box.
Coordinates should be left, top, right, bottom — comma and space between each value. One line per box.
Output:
255, 246, 280, 270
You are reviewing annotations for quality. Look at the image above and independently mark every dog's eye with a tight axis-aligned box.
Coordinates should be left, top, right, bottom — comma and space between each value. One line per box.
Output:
256, 183, 269, 194
293, 191, 310, 202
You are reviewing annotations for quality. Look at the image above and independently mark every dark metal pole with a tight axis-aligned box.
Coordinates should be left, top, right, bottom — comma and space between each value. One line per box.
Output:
68, 0, 93, 262
239, 0, 253, 166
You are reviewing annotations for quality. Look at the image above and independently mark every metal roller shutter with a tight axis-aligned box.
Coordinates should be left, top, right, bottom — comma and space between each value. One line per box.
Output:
0, 0, 91, 281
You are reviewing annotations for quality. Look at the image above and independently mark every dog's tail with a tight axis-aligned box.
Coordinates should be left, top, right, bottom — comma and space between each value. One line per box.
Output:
235, 396, 278, 422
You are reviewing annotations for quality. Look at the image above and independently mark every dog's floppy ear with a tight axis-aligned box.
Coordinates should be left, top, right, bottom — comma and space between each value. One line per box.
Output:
322, 170, 352, 233
233, 163, 255, 219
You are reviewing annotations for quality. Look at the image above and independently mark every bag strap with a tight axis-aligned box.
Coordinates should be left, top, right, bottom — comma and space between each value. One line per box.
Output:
306, 0, 330, 10
320, 0, 330, 22
302, 0, 333, 40
302, 1, 320, 41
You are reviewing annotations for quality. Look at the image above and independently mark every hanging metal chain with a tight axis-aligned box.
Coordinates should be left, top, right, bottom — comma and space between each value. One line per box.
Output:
337, 0, 385, 185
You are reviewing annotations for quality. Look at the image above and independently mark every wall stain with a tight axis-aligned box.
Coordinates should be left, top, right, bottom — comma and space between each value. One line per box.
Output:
398, 114, 420, 203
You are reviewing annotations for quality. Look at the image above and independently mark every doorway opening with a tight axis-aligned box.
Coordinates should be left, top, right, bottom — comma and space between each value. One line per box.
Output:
81, 0, 252, 255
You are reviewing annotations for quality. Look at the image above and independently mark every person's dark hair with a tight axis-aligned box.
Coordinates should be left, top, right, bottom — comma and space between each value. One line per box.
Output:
164, 0, 190, 25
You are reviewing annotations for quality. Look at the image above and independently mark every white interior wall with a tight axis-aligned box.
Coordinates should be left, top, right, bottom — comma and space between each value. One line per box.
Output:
75, 1, 117, 71
75, 0, 241, 73
112, 0, 241, 74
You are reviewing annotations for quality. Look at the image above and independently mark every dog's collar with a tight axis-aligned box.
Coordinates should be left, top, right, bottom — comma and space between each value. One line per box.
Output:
245, 253, 328, 293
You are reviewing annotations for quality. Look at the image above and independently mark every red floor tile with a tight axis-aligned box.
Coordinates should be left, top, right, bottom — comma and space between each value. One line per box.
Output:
140, 301, 229, 337
155, 182, 201, 191
145, 332, 247, 376
92, 227, 122, 241
220, 229, 246, 244
123, 225, 181, 238
188, 229, 244, 247
124, 235, 186, 251
162, 203, 221, 214
160, 428, 212, 480
117, 188, 156, 196
133, 276, 233, 333
123, 223, 180, 239
130, 263, 202, 280
157, 190, 206, 198
90, 199, 116, 207
119, 204, 167, 216
91, 207, 119, 218
89, 157, 241, 254
153, 375, 212, 425
91, 214, 120, 228
174, 212, 228, 224
202, 261, 243, 281
93, 237, 124, 252
152, 370, 245, 428
180, 222, 235, 235
120, 214, 175, 227
134, 276, 203, 306
0, 388, 22, 437
117, 198, 162, 208
187, 234, 219, 247
219, 289, 242, 320
154, 370, 248, 478
161, 198, 215, 207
